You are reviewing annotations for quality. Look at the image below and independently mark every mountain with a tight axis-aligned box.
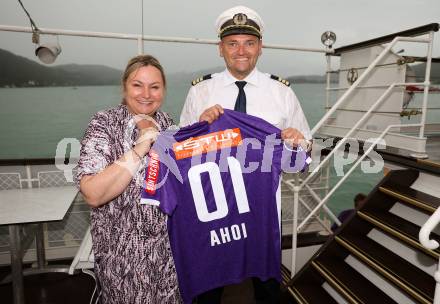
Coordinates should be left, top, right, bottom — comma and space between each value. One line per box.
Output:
0, 49, 122, 87
3, 48, 437, 87
287, 74, 338, 84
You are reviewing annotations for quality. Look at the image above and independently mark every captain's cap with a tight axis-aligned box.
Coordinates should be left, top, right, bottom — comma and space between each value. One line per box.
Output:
215, 6, 264, 39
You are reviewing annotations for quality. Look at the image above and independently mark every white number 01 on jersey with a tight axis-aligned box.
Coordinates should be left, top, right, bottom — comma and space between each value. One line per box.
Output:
188, 156, 250, 222
188, 156, 250, 247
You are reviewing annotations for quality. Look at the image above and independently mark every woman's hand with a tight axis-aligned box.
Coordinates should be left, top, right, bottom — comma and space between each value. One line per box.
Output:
134, 128, 158, 156
134, 115, 159, 157
199, 104, 224, 124
80, 117, 159, 208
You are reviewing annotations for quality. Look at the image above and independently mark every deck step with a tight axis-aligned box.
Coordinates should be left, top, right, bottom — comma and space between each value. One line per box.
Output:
336, 231, 434, 304
381, 152, 440, 175
282, 232, 329, 249
358, 210, 440, 258
315, 242, 397, 304
286, 266, 339, 304
288, 169, 439, 304
379, 183, 439, 213
417, 158, 440, 170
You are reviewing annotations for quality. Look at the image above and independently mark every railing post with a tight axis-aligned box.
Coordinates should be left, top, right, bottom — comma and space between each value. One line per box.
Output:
291, 176, 300, 277
137, 36, 144, 55
304, 184, 340, 226
419, 31, 434, 138
298, 123, 421, 231
311, 37, 399, 135
434, 262, 440, 304
419, 206, 440, 304
325, 53, 332, 112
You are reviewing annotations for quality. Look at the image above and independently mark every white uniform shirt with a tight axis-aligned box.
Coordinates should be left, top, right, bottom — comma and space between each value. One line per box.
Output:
179, 68, 312, 140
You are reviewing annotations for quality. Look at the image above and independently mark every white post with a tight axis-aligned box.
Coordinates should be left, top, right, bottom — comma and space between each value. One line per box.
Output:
137, 36, 144, 55
25, 165, 32, 189
419, 206, 440, 304
311, 36, 429, 136
291, 176, 300, 277
325, 53, 332, 111
434, 262, 440, 304
304, 184, 340, 226
419, 31, 434, 138
311, 37, 399, 135
299, 123, 421, 231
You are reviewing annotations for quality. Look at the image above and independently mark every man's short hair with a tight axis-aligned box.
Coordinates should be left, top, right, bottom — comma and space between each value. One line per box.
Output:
354, 193, 367, 208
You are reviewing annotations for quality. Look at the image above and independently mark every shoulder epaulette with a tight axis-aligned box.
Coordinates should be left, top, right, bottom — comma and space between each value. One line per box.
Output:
191, 74, 212, 86
270, 74, 290, 86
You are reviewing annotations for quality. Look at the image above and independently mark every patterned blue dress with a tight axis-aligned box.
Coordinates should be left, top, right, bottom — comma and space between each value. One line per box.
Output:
76, 104, 182, 303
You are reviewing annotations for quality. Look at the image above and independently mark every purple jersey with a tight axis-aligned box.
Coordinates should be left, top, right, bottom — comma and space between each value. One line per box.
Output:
141, 110, 308, 303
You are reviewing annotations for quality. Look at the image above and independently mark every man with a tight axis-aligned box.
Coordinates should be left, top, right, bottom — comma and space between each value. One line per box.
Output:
331, 193, 367, 231
179, 5, 312, 303
180, 6, 311, 145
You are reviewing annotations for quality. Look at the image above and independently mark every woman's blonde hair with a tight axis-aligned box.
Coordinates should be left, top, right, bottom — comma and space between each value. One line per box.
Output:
122, 54, 166, 92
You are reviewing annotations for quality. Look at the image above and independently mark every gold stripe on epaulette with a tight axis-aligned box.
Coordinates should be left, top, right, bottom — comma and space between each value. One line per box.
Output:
191, 75, 212, 86
271, 74, 290, 86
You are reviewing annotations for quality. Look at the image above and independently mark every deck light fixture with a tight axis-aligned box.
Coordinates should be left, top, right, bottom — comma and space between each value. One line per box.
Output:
18, 0, 61, 64
321, 31, 336, 48
35, 41, 62, 64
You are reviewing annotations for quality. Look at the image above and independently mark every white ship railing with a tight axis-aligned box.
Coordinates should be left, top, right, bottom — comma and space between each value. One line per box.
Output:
290, 31, 436, 276
420, 210, 440, 304
0, 25, 331, 54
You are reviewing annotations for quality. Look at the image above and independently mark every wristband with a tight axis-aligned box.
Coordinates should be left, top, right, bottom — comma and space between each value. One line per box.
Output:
132, 148, 143, 161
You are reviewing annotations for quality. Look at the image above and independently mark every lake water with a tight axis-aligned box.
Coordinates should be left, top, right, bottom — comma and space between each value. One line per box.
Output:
0, 83, 402, 214
0, 83, 329, 159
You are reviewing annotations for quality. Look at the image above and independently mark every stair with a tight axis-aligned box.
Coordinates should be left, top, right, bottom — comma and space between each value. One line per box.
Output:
379, 183, 440, 214
284, 169, 440, 304
283, 265, 339, 304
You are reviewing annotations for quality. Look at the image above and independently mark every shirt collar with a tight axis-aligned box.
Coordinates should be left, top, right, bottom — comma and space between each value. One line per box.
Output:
222, 68, 260, 87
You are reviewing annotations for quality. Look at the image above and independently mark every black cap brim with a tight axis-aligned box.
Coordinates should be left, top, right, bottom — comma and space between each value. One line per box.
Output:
220, 27, 261, 39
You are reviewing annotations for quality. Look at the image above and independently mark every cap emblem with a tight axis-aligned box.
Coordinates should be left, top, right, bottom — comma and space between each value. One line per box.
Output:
233, 13, 248, 25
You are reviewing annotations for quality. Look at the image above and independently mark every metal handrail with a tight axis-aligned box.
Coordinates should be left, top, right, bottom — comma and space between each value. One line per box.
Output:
290, 123, 422, 275
419, 209, 440, 250
419, 31, 435, 137
311, 36, 430, 136
0, 24, 331, 54
419, 209, 440, 304
290, 32, 435, 275
298, 122, 422, 231
300, 38, 433, 219
298, 80, 416, 231
284, 179, 340, 227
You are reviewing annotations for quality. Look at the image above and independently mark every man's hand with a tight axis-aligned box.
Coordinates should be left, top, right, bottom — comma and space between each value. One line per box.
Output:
281, 128, 305, 148
199, 104, 224, 124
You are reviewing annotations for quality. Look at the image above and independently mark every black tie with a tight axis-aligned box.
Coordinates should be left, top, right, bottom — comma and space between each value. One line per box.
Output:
234, 81, 247, 113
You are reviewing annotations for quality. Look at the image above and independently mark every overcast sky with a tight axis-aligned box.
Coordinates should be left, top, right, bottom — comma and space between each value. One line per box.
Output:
0, 0, 439, 76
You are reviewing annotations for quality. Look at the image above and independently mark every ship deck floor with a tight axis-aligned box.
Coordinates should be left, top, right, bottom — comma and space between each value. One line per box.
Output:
0, 259, 292, 304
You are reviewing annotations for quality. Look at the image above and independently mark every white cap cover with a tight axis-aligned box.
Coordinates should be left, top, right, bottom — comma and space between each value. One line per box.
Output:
215, 6, 264, 39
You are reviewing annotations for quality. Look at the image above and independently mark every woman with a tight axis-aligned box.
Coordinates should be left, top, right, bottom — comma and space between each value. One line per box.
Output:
76, 55, 181, 303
